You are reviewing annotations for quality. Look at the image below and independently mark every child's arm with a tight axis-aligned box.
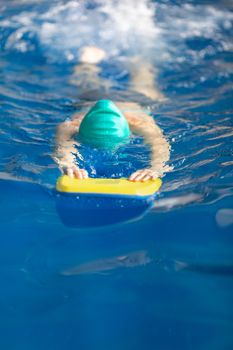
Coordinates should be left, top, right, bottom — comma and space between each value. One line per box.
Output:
118, 103, 171, 181
53, 116, 88, 179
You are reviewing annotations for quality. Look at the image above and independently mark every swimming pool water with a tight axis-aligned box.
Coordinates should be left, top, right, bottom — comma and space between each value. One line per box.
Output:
0, 1, 233, 349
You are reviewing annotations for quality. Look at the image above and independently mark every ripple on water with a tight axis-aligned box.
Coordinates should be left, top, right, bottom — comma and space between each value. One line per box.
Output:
0, 0, 232, 212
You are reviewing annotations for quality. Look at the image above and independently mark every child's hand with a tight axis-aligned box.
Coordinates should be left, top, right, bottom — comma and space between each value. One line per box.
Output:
129, 169, 160, 182
62, 165, 88, 179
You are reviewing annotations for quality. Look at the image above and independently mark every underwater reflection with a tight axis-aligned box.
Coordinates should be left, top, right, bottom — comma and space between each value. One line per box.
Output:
60, 248, 233, 278
61, 250, 151, 276
175, 261, 233, 277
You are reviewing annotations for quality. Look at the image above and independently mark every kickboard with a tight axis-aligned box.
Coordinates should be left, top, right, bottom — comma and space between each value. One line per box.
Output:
56, 175, 162, 197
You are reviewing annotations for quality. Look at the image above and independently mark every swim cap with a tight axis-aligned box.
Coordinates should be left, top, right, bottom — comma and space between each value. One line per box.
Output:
79, 100, 131, 149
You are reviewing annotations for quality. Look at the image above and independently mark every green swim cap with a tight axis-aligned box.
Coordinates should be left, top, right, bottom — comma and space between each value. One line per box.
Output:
79, 100, 130, 149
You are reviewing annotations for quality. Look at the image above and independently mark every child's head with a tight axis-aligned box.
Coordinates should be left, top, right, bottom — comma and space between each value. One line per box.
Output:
79, 100, 130, 149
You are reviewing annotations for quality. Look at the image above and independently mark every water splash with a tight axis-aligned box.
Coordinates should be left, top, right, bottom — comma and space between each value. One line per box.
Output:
0, 0, 232, 65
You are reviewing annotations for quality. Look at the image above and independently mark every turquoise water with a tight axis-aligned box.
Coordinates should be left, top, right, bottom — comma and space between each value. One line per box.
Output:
0, 1, 233, 349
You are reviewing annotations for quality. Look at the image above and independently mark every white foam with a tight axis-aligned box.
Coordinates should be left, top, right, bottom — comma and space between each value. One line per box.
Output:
1, 0, 233, 64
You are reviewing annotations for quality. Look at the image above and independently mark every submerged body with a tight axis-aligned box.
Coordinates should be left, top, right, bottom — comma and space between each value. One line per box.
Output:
54, 47, 171, 181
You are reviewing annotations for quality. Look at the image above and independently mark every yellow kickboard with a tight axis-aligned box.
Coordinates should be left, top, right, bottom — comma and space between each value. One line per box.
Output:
56, 175, 162, 196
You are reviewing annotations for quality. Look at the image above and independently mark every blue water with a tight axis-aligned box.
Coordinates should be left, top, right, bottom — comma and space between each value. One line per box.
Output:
0, 1, 233, 349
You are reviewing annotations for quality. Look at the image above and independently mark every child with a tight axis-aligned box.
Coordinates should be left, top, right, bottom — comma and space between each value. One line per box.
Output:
54, 47, 171, 182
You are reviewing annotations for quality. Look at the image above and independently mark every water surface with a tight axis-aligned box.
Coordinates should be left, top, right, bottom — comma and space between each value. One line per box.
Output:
0, 1, 232, 349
